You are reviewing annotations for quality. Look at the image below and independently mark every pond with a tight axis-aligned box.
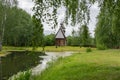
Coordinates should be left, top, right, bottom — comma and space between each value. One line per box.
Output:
0, 51, 45, 80
0, 51, 72, 80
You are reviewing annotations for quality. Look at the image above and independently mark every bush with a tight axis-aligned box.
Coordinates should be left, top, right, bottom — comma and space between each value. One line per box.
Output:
97, 44, 107, 50
86, 47, 92, 52
8, 70, 31, 80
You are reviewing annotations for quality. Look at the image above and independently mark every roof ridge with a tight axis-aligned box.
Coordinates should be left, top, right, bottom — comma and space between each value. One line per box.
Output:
55, 27, 66, 39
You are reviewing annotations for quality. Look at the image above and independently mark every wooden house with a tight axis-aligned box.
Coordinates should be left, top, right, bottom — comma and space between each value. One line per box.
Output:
55, 23, 66, 46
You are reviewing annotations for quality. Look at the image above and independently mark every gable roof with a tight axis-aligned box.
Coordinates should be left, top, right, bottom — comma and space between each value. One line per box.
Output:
55, 28, 66, 39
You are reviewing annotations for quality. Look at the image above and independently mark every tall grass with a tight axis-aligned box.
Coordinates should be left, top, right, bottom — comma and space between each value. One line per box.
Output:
8, 70, 31, 80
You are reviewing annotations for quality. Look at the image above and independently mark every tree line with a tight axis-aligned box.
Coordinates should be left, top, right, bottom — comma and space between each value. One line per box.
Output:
0, 1, 54, 48
67, 25, 95, 47
0, 1, 33, 47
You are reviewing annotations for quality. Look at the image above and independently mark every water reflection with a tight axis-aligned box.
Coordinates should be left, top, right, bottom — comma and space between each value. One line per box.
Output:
0, 51, 44, 80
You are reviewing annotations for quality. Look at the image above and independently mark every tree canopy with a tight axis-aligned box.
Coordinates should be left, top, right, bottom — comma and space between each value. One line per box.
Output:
95, 0, 120, 49
33, 0, 120, 25
32, 0, 93, 27
0, 0, 34, 47
0, 0, 18, 50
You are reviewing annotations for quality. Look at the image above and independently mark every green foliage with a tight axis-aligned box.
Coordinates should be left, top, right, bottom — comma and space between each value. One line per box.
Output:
97, 44, 107, 50
81, 25, 89, 46
0, 1, 34, 47
32, 0, 91, 27
67, 27, 94, 47
66, 36, 72, 46
71, 29, 80, 46
86, 47, 92, 52
67, 33, 80, 46
44, 34, 55, 46
95, 0, 120, 49
79, 25, 92, 47
8, 70, 31, 80
3, 7, 33, 46
32, 15, 44, 50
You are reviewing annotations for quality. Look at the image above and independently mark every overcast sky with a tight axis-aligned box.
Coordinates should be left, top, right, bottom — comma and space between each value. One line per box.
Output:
17, 0, 99, 37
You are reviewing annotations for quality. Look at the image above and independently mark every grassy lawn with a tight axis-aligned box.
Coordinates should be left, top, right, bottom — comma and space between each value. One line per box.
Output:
33, 49, 120, 80
0, 46, 91, 56
2, 46, 87, 52
37, 46, 89, 52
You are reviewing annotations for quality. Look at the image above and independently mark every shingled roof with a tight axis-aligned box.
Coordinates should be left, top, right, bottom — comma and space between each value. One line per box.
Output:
55, 27, 66, 39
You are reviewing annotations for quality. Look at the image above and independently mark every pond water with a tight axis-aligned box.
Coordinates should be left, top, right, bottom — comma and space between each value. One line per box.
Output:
0, 51, 45, 80
0, 51, 72, 80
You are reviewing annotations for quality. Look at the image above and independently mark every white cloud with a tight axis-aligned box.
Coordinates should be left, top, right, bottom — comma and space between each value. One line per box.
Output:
17, 0, 34, 15
89, 3, 100, 37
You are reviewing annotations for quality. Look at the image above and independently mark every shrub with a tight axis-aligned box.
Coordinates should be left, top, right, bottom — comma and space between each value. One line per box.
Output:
97, 44, 107, 50
86, 47, 92, 52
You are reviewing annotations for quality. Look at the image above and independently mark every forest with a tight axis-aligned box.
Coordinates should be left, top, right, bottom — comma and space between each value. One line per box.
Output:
0, 0, 54, 47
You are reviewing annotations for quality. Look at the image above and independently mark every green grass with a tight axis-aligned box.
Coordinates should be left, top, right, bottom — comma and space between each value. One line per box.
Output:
2, 46, 88, 52
3, 46, 31, 51
8, 70, 31, 80
0, 50, 11, 56
37, 46, 89, 52
0, 46, 92, 56
0, 46, 30, 56
33, 49, 120, 80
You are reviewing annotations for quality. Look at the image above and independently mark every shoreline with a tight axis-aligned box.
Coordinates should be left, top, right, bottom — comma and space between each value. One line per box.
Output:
0, 51, 11, 57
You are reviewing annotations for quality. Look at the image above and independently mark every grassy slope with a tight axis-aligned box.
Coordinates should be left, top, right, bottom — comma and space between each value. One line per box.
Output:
33, 49, 120, 80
